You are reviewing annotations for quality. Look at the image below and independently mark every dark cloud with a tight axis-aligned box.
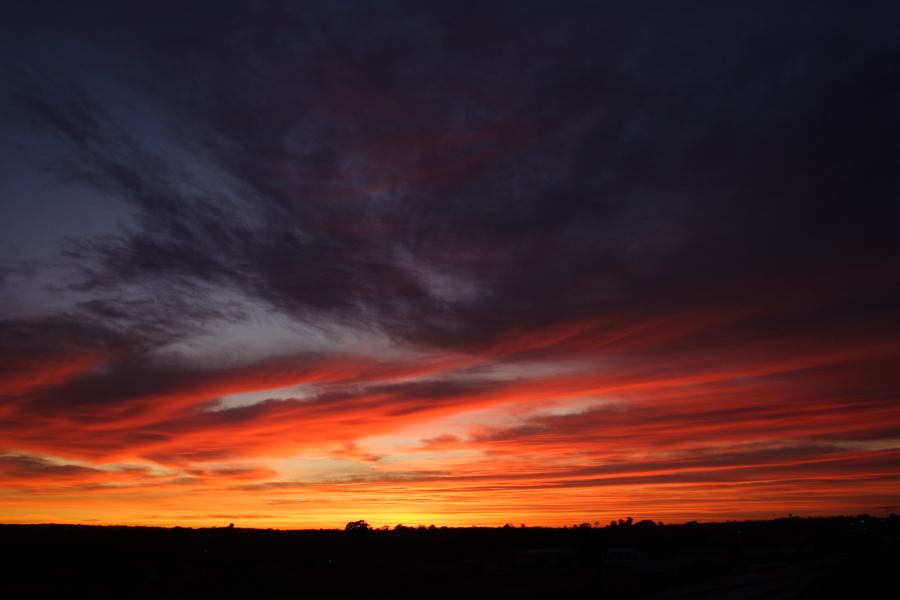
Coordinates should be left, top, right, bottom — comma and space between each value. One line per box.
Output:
4, 1, 898, 354
0, 453, 103, 479
0, 316, 129, 399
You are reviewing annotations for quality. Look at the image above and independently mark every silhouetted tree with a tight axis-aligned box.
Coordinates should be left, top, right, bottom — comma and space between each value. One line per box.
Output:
344, 520, 371, 533
611, 516, 634, 527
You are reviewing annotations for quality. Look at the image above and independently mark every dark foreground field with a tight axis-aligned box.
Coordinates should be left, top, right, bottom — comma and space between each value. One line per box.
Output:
1, 516, 897, 599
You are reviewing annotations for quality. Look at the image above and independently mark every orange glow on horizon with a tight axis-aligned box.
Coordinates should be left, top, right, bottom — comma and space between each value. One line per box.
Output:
2, 308, 899, 528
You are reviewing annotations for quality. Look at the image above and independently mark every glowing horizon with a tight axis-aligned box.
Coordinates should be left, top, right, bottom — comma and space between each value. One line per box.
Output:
3, 307, 899, 528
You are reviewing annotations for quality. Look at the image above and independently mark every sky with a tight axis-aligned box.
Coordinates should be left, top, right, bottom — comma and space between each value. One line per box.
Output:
1, 1, 899, 528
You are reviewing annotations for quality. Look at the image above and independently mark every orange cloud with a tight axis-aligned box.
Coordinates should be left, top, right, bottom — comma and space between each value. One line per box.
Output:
2, 307, 899, 527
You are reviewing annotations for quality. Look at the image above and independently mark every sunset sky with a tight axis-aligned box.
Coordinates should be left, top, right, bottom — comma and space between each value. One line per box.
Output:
1, 1, 899, 528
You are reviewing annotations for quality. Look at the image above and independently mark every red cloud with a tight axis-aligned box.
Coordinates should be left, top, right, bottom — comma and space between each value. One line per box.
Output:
2, 307, 898, 526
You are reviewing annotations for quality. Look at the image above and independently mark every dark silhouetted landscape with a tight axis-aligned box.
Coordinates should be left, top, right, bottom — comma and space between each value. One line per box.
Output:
1, 515, 897, 598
